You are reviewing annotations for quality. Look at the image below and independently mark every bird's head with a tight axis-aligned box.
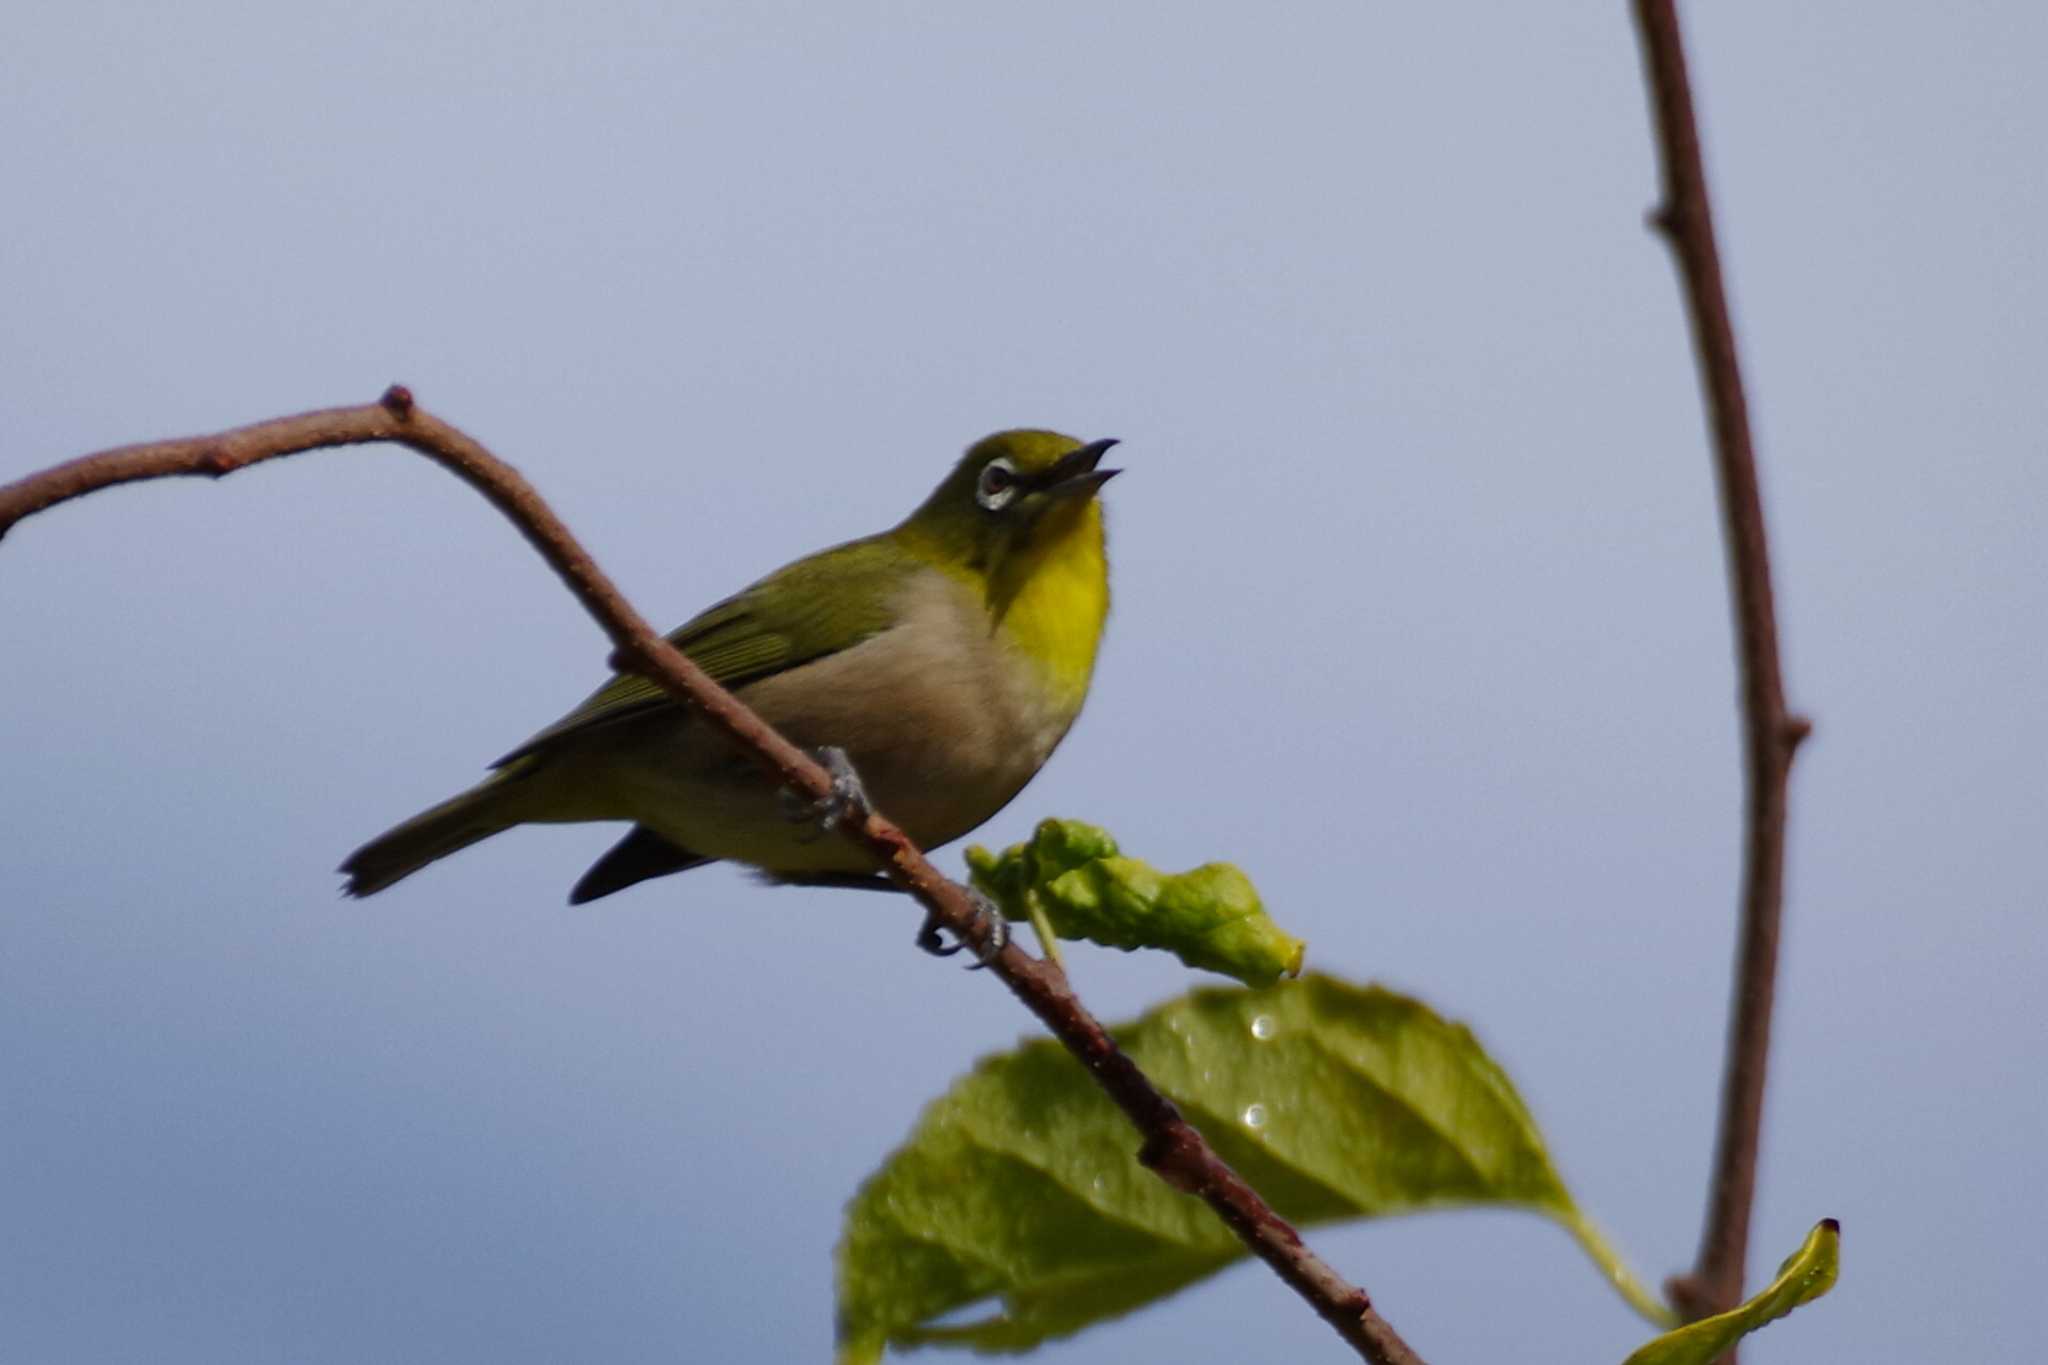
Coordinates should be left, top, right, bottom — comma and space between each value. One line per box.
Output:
899, 430, 1120, 575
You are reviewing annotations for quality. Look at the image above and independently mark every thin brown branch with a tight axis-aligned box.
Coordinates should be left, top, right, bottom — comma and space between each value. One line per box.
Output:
0, 387, 1424, 1365
1631, 0, 1811, 1338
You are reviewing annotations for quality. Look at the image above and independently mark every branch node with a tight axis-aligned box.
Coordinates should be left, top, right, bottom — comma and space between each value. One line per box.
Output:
379, 384, 416, 418
1647, 202, 1679, 237
1782, 715, 1813, 751
1663, 1271, 1721, 1322
198, 445, 235, 477
1138, 1123, 1208, 1195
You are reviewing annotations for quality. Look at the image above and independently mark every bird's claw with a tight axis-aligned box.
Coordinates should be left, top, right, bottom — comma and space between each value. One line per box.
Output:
784, 746, 869, 843
915, 890, 1009, 968
915, 913, 963, 957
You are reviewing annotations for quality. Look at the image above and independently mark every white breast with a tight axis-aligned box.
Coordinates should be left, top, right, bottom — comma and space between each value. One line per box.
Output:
737, 567, 1081, 847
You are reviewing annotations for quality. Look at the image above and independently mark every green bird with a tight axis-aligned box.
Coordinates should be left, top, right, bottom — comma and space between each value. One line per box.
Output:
340, 430, 1119, 904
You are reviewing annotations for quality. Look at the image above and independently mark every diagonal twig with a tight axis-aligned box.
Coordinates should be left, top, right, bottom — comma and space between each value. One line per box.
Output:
0, 386, 1425, 1365
1631, 0, 1813, 1337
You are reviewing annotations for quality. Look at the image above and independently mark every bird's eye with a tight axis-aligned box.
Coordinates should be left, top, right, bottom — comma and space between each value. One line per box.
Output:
976, 458, 1019, 512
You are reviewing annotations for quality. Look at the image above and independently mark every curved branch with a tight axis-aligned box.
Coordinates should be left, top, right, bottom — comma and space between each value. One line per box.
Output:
0, 386, 1424, 1365
1632, 0, 1812, 1333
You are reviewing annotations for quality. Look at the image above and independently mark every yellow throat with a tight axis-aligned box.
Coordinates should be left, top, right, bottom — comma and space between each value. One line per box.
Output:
986, 495, 1110, 709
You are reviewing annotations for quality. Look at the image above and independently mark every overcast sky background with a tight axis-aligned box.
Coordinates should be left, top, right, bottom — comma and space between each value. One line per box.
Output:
3, 4, 2042, 1362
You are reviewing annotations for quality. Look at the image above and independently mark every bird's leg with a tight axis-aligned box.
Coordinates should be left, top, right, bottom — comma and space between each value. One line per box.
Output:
782, 745, 871, 843
913, 909, 963, 957
771, 746, 1010, 963
969, 892, 1012, 964
916, 890, 1010, 966
770, 867, 1009, 965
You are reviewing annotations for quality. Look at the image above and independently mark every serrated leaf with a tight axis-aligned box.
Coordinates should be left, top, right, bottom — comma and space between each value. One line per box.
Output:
1620, 1220, 1839, 1365
965, 819, 1305, 986
837, 974, 1664, 1357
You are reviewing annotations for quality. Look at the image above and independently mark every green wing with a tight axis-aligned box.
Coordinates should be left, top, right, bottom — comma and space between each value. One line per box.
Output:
494, 535, 924, 767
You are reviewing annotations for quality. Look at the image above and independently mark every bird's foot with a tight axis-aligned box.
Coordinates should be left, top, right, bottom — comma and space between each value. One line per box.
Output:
783, 746, 870, 843
916, 889, 1010, 968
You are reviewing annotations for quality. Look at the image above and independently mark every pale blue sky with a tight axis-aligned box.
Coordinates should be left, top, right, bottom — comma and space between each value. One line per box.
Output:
3, 3, 2042, 1361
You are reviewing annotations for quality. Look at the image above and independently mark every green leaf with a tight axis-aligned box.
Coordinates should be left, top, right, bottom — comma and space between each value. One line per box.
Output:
965, 819, 1305, 986
1620, 1220, 1840, 1365
836, 975, 1667, 1358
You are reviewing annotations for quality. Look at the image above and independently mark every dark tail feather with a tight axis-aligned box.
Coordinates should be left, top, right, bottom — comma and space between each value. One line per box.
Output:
340, 782, 518, 898
569, 825, 709, 904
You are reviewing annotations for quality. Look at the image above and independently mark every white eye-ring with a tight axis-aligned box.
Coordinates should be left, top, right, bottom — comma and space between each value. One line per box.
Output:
976, 457, 1020, 512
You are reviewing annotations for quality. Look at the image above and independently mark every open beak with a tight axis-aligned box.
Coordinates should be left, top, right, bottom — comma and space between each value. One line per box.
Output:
1037, 438, 1122, 499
